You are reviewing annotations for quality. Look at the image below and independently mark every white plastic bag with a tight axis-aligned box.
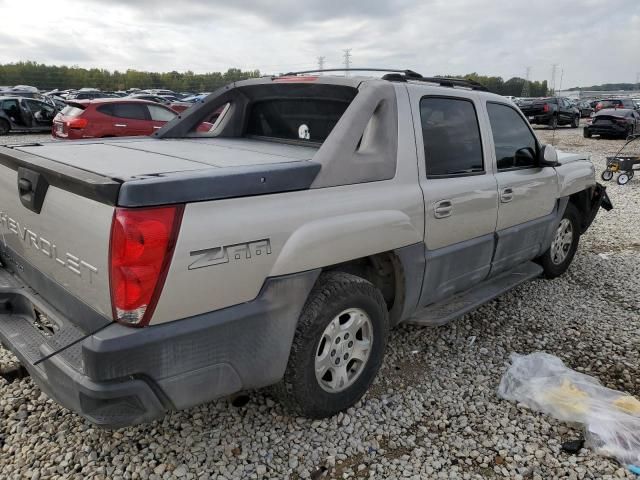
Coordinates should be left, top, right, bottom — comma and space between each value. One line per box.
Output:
498, 352, 640, 465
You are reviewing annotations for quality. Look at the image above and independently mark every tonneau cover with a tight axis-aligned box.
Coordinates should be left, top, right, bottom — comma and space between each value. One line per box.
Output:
13, 137, 318, 180
0, 137, 322, 206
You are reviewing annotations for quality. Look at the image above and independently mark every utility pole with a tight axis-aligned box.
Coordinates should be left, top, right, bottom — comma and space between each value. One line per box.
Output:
636, 72, 640, 92
343, 49, 352, 76
551, 64, 557, 94
521, 66, 531, 97
317, 56, 325, 74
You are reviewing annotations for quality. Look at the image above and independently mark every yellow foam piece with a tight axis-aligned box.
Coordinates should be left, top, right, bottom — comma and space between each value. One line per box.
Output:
544, 379, 589, 415
613, 395, 640, 415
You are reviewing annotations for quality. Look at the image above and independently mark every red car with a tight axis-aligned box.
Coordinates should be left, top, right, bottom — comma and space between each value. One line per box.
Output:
52, 98, 178, 139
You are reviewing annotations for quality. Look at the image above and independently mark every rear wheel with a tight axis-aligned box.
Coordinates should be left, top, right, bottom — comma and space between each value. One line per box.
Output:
272, 272, 389, 418
571, 115, 579, 128
626, 125, 635, 140
549, 115, 558, 130
617, 173, 630, 185
537, 203, 580, 279
583, 128, 592, 138
0, 119, 9, 135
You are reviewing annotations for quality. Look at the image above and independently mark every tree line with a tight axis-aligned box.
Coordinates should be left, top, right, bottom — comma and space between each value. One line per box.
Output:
567, 83, 639, 92
0, 61, 261, 92
0, 61, 550, 96
448, 73, 549, 97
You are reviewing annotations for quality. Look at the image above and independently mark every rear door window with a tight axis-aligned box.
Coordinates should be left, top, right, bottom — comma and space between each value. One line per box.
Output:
101, 103, 149, 120
487, 102, 538, 170
419, 97, 484, 177
246, 99, 350, 143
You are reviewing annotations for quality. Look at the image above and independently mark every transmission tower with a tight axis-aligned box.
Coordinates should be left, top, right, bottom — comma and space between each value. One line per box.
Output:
521, 66, 531, 97
343, 49, 352, 76
550, 64, 559, 94
317, 56, 325, 74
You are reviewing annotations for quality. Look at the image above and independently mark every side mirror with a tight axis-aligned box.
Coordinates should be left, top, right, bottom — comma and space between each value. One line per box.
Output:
539, 144, 558, 167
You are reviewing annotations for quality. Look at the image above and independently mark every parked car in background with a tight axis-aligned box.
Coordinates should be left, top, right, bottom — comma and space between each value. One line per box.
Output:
575, 101, 594, 118
52, 98, 179, 139
0, 96, 57, 134
594, 98, 636, 112
128, 93, 173, 105
67, 89, 120, 100
584, 108, 640, 139
518, 97, 580, 129
127, 93, 192, 112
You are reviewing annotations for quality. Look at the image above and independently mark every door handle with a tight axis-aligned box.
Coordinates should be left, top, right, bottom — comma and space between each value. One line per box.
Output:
114, 124, 127, 127
501, 187, 514, 203
153, 126, 162, 129
433, 200, 453, 219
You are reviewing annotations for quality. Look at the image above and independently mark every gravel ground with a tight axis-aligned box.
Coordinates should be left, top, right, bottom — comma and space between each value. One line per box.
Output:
1, 124, 639, 479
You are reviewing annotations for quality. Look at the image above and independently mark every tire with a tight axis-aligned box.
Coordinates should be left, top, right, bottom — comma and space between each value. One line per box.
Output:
627, 170, 634, 180
549, 115, 558, 130
617, 173, 630, 185
571, 115, 579, 128
272, 271, 389, 418
583, 128, 591, 138
537, 203, 581, 279
0, 119, 9, 135
626, 125, 635, 140
601, 170, 613, 181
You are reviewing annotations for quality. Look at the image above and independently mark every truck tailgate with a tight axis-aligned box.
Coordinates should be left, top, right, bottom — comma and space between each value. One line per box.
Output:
0, 152, 115, 326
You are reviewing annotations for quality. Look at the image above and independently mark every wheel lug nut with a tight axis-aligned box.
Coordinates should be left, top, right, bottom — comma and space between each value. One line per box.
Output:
344, 333, 349, 339
344, 353, 349, 360
331, 350, 336, 357
335, 337, 341, 344
335, 359, 340, 365
348, 341, 353, 347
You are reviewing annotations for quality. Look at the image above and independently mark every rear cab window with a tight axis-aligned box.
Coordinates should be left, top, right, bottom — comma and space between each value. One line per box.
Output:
186, 82, 358, 145
419, 96, 484, 177
246, 99, 350, 144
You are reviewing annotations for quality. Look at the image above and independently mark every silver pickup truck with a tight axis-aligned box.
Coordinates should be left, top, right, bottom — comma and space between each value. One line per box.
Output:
0, 71, 611, 427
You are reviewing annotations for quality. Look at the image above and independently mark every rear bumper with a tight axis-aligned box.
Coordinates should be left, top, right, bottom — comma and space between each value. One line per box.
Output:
0, 266, 318, 428
523, 112, 553, 124
585, 124, 627, 137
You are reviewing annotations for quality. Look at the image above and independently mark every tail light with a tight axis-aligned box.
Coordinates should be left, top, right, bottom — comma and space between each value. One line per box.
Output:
67, 117, 88, 129
543, 103, 549, 113
109, 205, 184, 326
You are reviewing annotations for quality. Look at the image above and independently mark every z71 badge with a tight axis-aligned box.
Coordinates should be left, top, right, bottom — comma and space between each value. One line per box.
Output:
188, 238, 271, 270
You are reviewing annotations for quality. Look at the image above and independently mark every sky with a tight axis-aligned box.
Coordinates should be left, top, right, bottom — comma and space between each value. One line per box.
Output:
0, 0, 638, 88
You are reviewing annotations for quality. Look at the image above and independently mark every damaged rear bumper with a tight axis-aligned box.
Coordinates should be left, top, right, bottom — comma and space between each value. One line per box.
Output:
0, 264, 318, 428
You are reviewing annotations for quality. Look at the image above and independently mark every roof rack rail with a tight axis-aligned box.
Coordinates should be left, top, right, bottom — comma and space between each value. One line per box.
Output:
279, 68, 489, 91
281, 68, 419, 76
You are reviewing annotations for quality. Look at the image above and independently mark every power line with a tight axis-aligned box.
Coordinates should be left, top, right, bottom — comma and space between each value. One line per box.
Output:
343, 49, 352, 76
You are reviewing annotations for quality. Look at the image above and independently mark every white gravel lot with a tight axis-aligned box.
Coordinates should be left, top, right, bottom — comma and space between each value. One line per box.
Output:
0, 124, 639, 479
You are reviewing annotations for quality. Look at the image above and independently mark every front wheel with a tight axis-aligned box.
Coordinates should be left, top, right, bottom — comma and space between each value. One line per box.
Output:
571, 115, 579, 128
601, 170, 613, 181
549, 116, 558, 130
272, 272, 389, 418
536, 203, 581, 279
